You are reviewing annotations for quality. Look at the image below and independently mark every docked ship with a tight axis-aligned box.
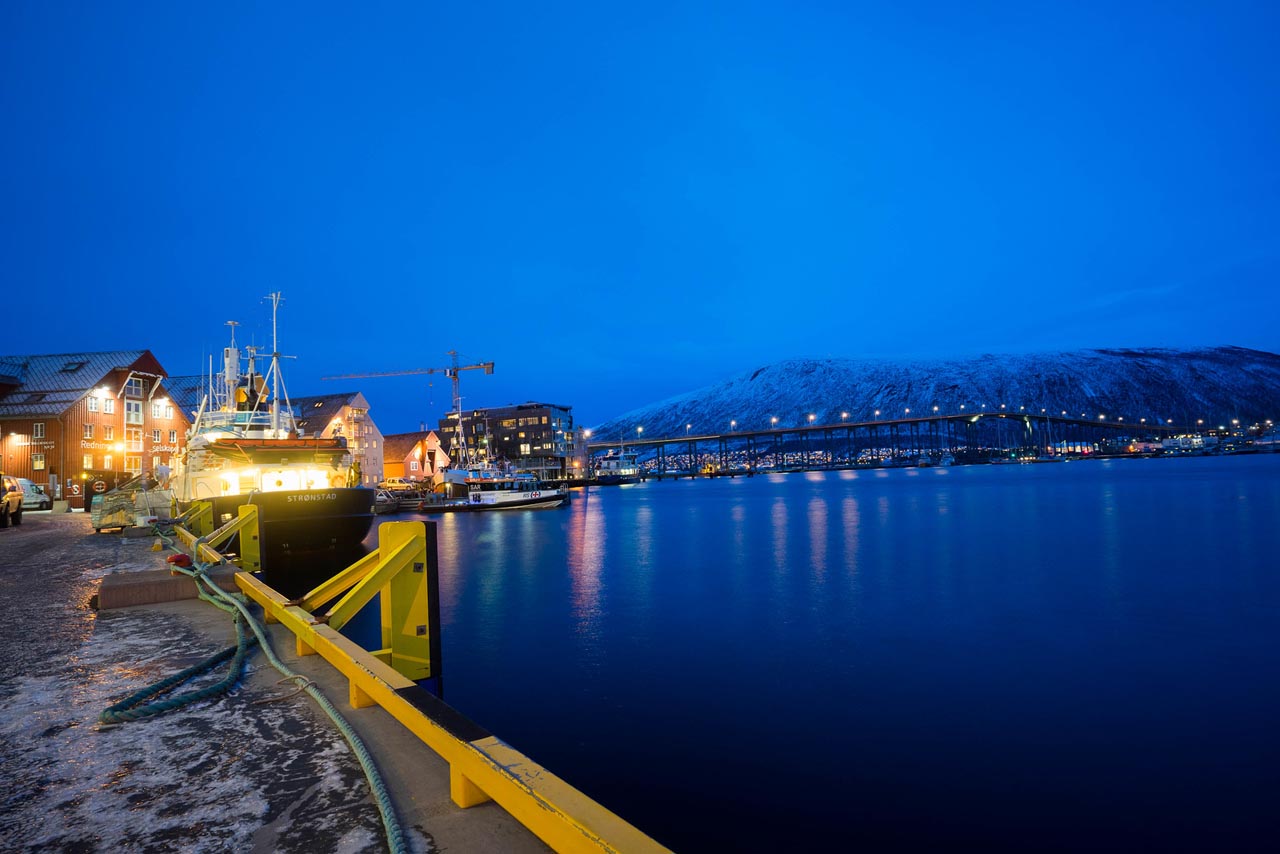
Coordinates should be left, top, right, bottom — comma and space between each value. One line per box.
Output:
594, 450, 641, 485
170, 294, 375, 561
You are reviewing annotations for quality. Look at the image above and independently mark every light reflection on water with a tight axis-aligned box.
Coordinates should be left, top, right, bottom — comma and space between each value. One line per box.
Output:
388, 456, 1280, 853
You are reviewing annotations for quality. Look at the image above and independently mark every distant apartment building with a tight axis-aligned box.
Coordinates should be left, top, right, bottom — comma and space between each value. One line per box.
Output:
292, 392, 385, 487
382, 431, 450, 483
438, 402, 576, 479
0, 350, 189, 507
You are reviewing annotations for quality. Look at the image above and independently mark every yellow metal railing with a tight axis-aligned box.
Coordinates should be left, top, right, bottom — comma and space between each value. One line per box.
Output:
237, 520, 668, 854
173, 502, 261, 572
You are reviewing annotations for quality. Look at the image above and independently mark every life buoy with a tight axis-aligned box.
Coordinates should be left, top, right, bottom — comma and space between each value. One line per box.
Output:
92, 480, 107, 493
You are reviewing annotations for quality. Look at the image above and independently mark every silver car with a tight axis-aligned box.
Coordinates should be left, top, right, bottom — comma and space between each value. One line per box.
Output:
17, 478, 53, 511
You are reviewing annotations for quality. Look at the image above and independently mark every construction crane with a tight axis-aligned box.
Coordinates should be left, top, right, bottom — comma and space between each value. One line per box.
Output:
322, 350, 494, 415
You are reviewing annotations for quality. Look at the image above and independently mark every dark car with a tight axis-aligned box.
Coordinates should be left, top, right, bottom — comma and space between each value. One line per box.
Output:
0, 473, 23, 527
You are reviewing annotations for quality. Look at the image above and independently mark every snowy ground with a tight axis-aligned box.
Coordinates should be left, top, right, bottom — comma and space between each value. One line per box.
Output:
0, 514, 435, 853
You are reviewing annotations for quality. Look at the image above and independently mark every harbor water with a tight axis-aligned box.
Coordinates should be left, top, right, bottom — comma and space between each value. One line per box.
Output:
395, 455, 1280, 851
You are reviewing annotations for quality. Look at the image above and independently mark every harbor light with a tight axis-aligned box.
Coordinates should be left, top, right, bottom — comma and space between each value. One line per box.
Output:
730, 420, 736, 431
636, 426, 643, 438
770, 417, 778, 428
841, 411, 848, 421
808, 414, 815, 423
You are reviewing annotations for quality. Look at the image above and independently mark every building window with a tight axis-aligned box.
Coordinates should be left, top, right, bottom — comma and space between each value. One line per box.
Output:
126, 456, 142, 474
33, 422, 45, 439
169, 430, 177, 443
152, 429, 161, 442
87, 396, 99, 412
127, 429, 142, 452
125, 377, 144, 397
83, 424, 94, 439
103, 398, 115, 414
104, 426, 114, 441
32, 453, 45, 471
372, 441, 377, 449
152, 402, 162, 418
103, 454, 112, 470
409, 460, 419, 472
83, 454, 94, 469
520, 443, 531, 455
126, 400, 143, 425
165, 404, 173, 418
61, 360, 86, 372
152, 455, 161, 468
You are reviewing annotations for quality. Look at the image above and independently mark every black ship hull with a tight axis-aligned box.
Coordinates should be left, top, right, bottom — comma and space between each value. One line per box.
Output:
201, 487, 375, 564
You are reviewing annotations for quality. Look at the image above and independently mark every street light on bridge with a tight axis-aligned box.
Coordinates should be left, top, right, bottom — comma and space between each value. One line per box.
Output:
771, 416, 778, 428
807, 413, 816, 424
730, 420, 736, 432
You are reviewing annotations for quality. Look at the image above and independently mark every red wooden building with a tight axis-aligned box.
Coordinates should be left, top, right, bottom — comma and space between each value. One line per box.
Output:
0, 351, 188, 508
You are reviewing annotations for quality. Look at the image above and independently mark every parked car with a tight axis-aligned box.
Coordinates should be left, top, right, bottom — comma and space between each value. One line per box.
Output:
377, 477, 418, 492
0, 473, 24, 527
17, 478, 53, 511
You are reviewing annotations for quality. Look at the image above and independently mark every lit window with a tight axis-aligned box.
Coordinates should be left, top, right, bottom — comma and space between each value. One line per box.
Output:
103, 454, 113, 470
83, 424, 94, 439
104, 426, 114, 440
32, 454, 45, 471
83, 454, 94, 469
169, 430, 177, 443
33, 422, 45, 439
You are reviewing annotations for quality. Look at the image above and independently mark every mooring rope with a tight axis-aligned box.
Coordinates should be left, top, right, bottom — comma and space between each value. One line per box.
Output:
102, 525, 407, 854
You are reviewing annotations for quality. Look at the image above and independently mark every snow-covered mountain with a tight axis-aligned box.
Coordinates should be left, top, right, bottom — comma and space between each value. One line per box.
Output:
593, 347, 1280, 438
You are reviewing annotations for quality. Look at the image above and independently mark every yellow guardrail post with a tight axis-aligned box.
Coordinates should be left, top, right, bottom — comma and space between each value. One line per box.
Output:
171, 501, 260, 572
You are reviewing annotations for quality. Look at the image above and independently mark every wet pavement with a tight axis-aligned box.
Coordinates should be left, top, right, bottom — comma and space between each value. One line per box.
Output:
0, 512, 548, 853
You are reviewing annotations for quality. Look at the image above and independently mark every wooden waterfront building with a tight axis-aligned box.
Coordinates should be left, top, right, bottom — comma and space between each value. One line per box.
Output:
0, 351, 188, 508
383, 431, 450, 484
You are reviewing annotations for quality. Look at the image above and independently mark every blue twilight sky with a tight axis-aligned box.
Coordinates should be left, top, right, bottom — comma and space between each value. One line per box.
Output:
3, 2, 1278, 431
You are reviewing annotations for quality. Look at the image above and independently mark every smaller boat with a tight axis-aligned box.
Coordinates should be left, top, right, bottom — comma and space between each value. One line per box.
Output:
419, 468, 568, 513
595, 451, 641, 485
373, 489, 401, 515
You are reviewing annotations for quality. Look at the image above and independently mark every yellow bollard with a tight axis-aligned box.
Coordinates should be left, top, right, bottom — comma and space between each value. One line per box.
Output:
151, 538, 163, 551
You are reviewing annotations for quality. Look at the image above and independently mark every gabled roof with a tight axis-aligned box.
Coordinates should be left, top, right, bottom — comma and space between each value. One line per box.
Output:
0, 350, 165, 418
383, 431, 436, 460
292, 391, 362, 434
164, 375, 208, 420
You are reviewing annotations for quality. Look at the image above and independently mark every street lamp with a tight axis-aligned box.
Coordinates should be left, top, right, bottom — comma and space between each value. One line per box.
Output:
770, 416, 778, 428
808, 414, 815, 424
874, 409, 880, 420
730, 420, 736, 432
636, 426, 643, 438
841, 411, 848, 421
686, 423, 691, 436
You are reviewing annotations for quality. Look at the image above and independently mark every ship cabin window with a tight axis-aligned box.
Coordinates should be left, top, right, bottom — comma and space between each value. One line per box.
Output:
124, 378, 144, 397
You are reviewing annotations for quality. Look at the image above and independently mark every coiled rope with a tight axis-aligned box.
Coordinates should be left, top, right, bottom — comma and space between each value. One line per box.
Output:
103, 526, 407, 854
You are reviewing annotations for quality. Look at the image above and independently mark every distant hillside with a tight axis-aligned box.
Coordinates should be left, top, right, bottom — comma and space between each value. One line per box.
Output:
594, 347, 1280, 439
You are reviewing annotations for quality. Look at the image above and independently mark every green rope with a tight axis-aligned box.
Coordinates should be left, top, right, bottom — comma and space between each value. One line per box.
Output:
99, 616, 259, 724
107, 526, 408, 854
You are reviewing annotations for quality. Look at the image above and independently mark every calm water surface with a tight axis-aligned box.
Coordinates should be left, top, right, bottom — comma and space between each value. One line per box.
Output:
404, 456, 1280, 851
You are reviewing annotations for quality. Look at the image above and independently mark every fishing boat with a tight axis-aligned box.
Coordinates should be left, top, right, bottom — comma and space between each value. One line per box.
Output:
594, 450, 641, 485
169, 294, 375, 560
